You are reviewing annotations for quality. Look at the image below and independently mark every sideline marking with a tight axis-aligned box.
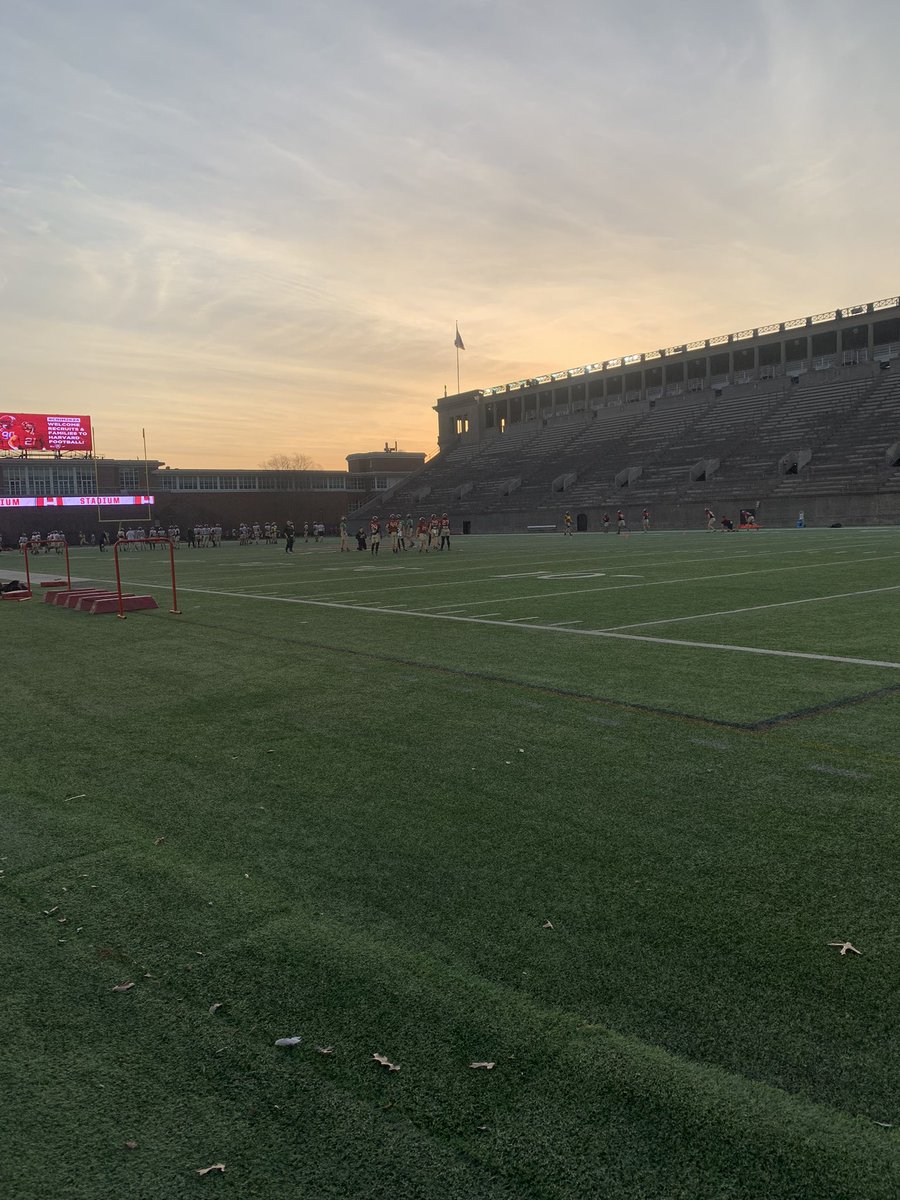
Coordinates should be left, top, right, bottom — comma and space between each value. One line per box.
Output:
809, 764, 869, 779
600, 584, 900, 631
100, 579, 900, 674
421, 551, 900, 609
221, 545, 858, 600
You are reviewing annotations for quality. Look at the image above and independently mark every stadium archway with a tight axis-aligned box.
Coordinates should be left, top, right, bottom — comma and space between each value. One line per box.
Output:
576, 513, 588, 532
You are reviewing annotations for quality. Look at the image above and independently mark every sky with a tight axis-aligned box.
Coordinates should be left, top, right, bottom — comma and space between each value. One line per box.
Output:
1, 0, 899, 470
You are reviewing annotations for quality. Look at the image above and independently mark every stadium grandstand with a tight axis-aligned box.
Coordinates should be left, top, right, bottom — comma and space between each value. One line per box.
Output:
362, 295, 900, 530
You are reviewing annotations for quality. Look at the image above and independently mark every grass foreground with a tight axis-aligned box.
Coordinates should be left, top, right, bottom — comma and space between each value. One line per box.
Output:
3, 529, 900, 1198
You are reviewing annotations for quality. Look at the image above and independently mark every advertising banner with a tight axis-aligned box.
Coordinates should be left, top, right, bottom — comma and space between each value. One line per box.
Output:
0, 495, 153, 508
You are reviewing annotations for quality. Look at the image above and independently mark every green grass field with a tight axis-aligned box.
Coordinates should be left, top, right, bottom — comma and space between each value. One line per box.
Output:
5, 528, 900, 1198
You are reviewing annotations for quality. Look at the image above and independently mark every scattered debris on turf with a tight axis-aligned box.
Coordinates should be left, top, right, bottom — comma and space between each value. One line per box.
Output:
469, 1062, 496, 1070
542, 919, 554, 929
153, 836, 166, 846
123, 1140, 138, 1151
274, 1037, 302, 1047
209, 1002, 224, 1015
315, 1046, 335, 1055
112, 981, 135, 992
196, 1163, 226, 1176
372, 1053, 400, 1072
65, 794, 86, 801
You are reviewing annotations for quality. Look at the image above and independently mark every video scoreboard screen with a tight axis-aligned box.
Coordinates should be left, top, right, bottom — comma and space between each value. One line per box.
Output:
0, 413, 93, 453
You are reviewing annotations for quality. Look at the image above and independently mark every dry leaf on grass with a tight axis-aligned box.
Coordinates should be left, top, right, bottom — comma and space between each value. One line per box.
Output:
372, 1053, 400, 1072
274, 1037, 302, 1047
123, 1140, 138, 1150
469, 1062, 496, 1070
43, 906, 59, 916
112, 982, 135, 992
209, 1002, 224, 1015
196, 1163, 226, 1176
542, 920, 554, 929
315, 1046, 335, 1055
57, 916, 67, 924
153, 836, 166, 846
828, 941, 862, 956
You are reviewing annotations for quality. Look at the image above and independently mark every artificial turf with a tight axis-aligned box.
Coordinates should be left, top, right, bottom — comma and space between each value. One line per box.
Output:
4, 529, 900, 1197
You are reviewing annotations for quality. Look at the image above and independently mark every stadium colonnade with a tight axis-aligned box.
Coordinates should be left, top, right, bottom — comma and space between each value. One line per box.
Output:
398, 294, 900, 530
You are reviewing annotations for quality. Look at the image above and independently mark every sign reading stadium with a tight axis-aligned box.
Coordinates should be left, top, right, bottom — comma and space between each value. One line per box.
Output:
0, 413, 93, 453
0, 495, 154, 508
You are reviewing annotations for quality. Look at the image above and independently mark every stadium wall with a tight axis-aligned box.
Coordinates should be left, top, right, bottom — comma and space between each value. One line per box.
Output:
450, 491, 900, 533
0, 455, 426, 542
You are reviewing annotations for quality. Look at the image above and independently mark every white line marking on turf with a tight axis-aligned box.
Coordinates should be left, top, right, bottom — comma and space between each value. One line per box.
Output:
409, 551, 900, 609
234, 546, 846, 600
130, 582, 900, 673
809, 764, 869, 779
599, 584, 900, 631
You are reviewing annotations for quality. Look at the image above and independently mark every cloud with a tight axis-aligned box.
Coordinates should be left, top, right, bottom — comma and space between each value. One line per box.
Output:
0, 0, 898, 466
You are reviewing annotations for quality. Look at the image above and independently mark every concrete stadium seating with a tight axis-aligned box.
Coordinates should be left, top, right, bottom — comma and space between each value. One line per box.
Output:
359, 358, 900, 527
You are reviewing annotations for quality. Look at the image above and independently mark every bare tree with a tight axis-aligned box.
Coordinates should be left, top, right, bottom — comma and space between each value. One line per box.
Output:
259, 452, 321, 470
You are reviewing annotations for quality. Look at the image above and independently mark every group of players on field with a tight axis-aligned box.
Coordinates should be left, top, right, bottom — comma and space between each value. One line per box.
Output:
562, 509, 651, 534
13, 506, 763, 555
362, 514, 451, 555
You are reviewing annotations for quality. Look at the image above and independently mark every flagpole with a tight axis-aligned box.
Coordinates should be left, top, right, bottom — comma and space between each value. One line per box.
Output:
456, 321, 460, 395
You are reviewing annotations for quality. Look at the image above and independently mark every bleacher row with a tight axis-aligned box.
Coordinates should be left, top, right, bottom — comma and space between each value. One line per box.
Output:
375, 361, 900, 518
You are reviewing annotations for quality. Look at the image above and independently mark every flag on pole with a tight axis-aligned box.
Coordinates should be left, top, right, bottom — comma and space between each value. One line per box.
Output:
454, 324, 465, 350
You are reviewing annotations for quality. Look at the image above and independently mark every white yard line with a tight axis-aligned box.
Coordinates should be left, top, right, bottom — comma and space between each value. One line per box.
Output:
131, 547, 900, 611
599, 584, 900, 632
206, 546, 825, 600
106, 580, 900, 673
388, 551, 900, 610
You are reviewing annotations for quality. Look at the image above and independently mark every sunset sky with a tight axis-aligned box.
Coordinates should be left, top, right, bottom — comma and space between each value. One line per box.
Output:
1, 0, 898, 470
